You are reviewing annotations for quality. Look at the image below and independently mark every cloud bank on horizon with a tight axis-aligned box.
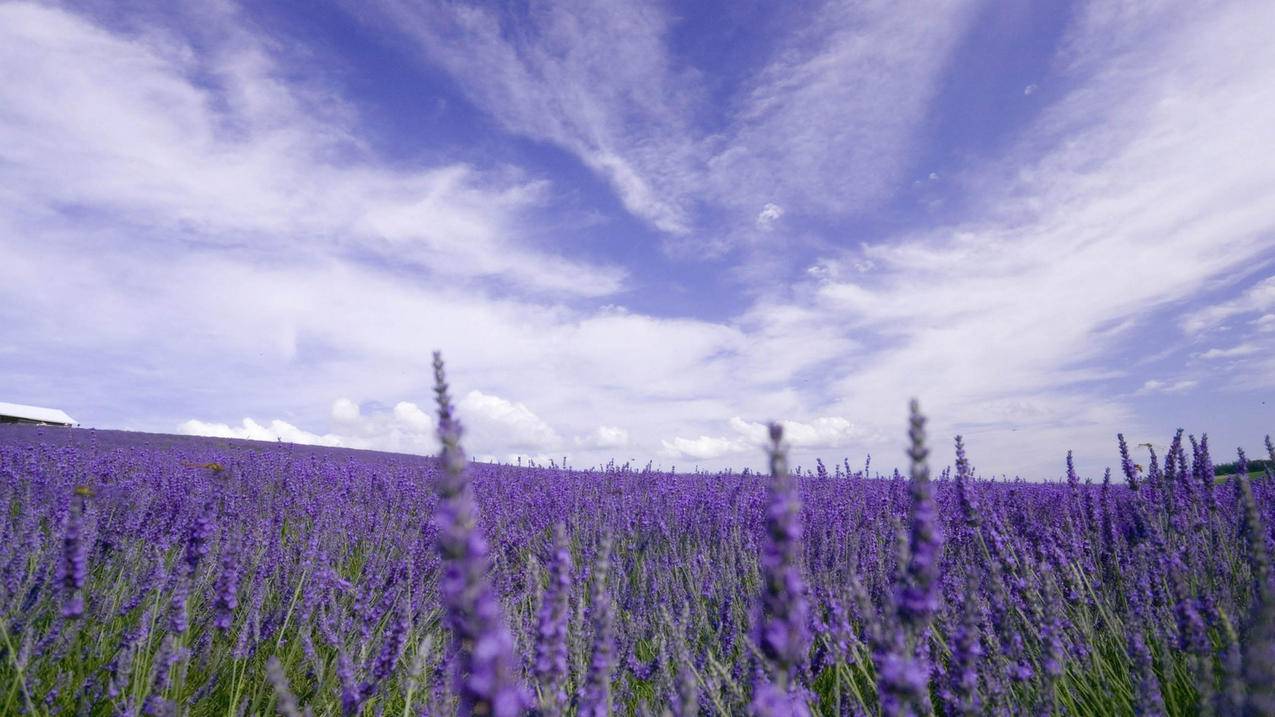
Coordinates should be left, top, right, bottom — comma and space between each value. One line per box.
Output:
1, 0, 1272, 477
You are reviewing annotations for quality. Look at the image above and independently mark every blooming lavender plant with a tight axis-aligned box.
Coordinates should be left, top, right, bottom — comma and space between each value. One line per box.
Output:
60, 486, 90, 619
876, 399, 943, 717
534, 522, 573, 716
3, 379, 1275, 715
751, 422, 811, 714
431, 351, 526, 717
578, 535, 615, 717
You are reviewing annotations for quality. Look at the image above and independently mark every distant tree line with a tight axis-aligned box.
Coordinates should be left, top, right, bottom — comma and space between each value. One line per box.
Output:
1214, 457, 1270, 475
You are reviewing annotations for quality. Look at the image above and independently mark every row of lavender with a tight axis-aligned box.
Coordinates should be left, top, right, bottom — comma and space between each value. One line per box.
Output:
0, 367, 1273, 714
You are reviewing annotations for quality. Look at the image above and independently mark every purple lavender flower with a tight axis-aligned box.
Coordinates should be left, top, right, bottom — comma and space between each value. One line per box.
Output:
185, 511, 214, 574
943, 575, 983, 716
267, 657, 305, 717
749, 678, 812, 717
954, 435, 980, 530
577, 535, 615, 717
212, 531, 240, 631
1245, 582, 1275, 716
168, 574, 190, 635
61, 486, 90, 619
431, 352, 527, 717
1128, 628, 1165, 717
1118, 433, 1140, 490
366, 608, 409, 696
337, 650, 364, 716
534, 523, 573, 716
1236, 449, 1270, 599
877, 400, 943, 717
754, 423, 811, 689
875, 649, 930, 717
898, 400, 943, 632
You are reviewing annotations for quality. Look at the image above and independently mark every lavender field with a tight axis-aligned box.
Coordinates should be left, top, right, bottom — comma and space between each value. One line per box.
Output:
2, 362, 1274, 716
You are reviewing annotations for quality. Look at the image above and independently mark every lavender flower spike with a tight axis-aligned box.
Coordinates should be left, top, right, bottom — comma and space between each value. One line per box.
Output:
1118, 433, 1140, 490
431, 351, 526, 717
876, 400, 944, 717
577, 535, 615, 717
534, 523, 573, 716
899, 399, 943, 633
61, 486, 91, 619
755, 423, 811, 687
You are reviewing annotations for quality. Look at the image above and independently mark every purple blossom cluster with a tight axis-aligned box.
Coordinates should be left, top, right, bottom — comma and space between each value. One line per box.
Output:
1, 375, 1273, 715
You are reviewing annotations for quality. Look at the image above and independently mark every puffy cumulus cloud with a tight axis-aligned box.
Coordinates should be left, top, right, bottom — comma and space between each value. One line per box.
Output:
730, 416, 872, 449
662, 415, 871, 462
755, 203, 784, 230
393, 401, 434, 432
575, 425, 630, 450
472, 452, 560, 467
179, 418, 343, 447
659, 434, 745, 462
182, 398, 443, 455
458, 390, 561, 451
331, 398, 361, 422
180, 392, 570, 458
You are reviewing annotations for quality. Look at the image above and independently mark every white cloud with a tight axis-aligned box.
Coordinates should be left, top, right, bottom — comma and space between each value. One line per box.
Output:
457, 390, 561, 451
5, 1, 1275, 479
660, 434, 744, 461
1136, 379, 1198, 395
1181, 276, 1275, 334
179, 418, 344, 447
779, 0, 1275, 473
756, 203, 784, 230
182, 391, 560, 458
662, 415, 872, 461
393, 401, 434, 432
1024, 83, 1039, 96
575, 425, 630, 449
356, 0, 979, 240
0, 2, 623, 297
331, 398, 361, 422
1200, 343, 1260, 360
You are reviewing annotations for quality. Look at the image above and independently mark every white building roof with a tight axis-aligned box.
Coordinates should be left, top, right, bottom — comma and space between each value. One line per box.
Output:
0, 402, 78, 425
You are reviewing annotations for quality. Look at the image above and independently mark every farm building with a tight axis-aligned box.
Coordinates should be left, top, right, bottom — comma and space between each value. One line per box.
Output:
0, 402, 78, 426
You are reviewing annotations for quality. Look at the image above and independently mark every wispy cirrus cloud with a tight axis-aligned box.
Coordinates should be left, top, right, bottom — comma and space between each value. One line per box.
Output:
0, 1, 623, 297
358, 0, 982, 241
1181, 276, 1275, 334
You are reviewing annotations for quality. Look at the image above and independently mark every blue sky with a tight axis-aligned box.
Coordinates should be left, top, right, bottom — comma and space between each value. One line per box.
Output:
1, 0, 1273, 477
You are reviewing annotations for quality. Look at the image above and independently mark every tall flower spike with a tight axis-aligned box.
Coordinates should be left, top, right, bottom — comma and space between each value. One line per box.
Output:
1236, 449, 1270, 603
943, 573, 983, 716
877, 400, 943, 717
755, 422, 811, 687
899, 399, 943, 633
953, 436, 979, 530
431, 351, 526, 717
534, 523, 573, 717
1118, 433, 1140, 490
578, 535, 616, 717
61, 486, 91, 619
